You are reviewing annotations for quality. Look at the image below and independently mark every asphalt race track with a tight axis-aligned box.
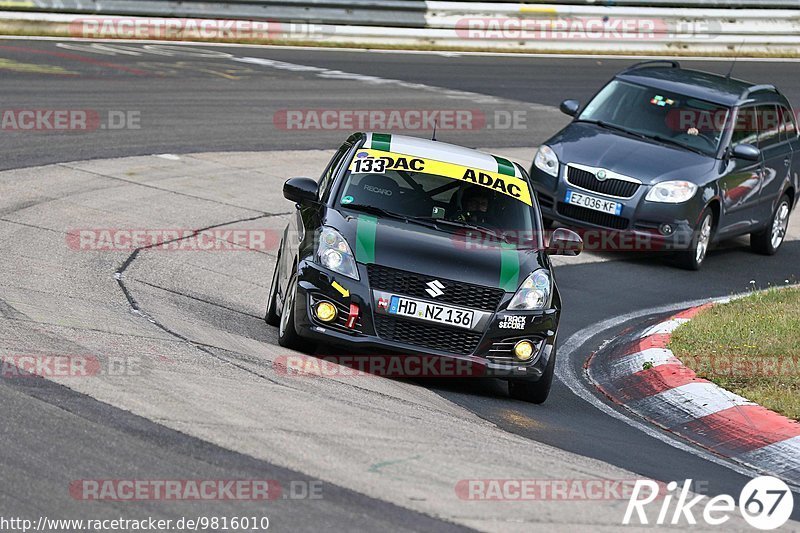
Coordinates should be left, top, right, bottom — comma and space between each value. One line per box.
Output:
1, 38, 799, 530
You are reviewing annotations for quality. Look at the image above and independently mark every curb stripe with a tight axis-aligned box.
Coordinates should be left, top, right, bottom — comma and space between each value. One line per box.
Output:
604, 348, 678, 381
671, 303, 714, 320
639, 318, 689, 337
355, 215, 377, 264
676, 405, 800, 456
616, 333, 672, 358
605, 363, 706, 403
590, 301, 800, 486
738, 436, 800, 475
629, 382, 755, 427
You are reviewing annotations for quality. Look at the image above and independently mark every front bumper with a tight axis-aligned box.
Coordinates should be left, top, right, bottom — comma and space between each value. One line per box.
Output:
530, 164, 705, 252
292, 260, 558, 381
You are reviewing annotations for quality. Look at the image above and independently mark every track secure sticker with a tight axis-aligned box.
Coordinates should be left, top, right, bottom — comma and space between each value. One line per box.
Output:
349, 149, 533, 206
498, 315, 526, 330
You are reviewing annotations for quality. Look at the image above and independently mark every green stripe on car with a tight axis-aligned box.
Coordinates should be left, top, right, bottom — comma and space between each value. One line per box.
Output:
355, 215, 378, 264
499, 243, 520, 292
493, 155, 515, 177
371, 133, 392, 152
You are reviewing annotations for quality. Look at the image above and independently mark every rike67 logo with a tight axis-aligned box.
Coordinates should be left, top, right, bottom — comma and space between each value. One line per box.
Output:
624, 477, 794, 530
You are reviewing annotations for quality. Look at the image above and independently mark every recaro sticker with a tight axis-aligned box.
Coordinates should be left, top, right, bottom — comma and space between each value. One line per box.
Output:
348, 149, 532, 206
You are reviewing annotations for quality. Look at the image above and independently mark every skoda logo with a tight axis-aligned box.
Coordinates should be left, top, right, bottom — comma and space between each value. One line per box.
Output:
596, 170, 608, 181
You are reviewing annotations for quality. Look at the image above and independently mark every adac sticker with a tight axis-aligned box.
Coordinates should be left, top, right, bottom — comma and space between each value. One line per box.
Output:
349, 148, 532, 206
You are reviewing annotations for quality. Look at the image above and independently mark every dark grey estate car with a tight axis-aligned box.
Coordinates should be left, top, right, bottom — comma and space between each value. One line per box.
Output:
530, 60, 799, 269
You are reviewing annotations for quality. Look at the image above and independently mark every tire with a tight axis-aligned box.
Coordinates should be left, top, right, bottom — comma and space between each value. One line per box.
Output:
265, 254, 281, 327
277, 274, 315, 352
675, 209, 714, 271
751, 194, 791, 256
508, 347, 556, 404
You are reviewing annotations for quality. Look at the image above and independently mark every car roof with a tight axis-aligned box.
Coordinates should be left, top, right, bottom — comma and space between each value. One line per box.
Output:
615, 65, 778, 107
362, 132, 523, 178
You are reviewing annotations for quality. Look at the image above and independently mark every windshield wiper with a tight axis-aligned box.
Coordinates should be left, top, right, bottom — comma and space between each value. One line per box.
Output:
410, 216, 511, 242
343, 204, 438, 229
343, 204, 407, 220
577, 119, 648, 140
648, 135, 707, 156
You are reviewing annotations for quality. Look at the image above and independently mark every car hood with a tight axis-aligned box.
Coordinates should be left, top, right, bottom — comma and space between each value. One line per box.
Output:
548, 122, 717, 184
327, 210, 546, 292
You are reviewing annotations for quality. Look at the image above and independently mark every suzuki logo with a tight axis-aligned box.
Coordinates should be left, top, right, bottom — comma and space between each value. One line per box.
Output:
425, 280, 445, 298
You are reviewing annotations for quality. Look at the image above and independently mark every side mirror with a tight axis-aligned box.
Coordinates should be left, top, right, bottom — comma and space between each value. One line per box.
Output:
283, 177, 319, 205
731, 143, 761, 162
546, 227, 583, 256
559, 99, 580, 118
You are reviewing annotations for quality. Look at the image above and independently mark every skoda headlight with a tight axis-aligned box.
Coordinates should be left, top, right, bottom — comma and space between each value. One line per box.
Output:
508, 269, 552, 311
645, 181, 698, 204
534, 145, 559, 178
316, 227, 359, 280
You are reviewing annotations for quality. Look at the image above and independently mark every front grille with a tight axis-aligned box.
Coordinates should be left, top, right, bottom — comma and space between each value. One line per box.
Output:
374, 315, 482, 356
557, 202, 629, 230
367, 264, 505, 312
567, 166, 640, 198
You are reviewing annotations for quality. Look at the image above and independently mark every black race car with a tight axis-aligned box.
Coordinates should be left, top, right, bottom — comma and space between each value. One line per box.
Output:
266, 132, 583, 403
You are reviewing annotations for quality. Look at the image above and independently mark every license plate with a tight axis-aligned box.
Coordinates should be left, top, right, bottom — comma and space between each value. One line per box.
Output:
388, 296, 474, 329
565, 189, 623, 216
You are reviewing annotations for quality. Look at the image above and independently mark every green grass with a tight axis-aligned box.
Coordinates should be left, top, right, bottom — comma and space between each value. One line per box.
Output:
670, 287, 800, 421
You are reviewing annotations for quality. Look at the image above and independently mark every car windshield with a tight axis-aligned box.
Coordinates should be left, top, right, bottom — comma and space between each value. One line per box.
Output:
336, 148, 537, 238
578, 79, 730, 156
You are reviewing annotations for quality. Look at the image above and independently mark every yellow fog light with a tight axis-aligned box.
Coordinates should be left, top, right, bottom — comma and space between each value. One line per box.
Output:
315, 301, 337, 323
513, 340, 534, 362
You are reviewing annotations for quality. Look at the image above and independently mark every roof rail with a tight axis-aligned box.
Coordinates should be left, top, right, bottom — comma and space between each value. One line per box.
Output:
739, 84, 777, 100
620, 60, 681, 74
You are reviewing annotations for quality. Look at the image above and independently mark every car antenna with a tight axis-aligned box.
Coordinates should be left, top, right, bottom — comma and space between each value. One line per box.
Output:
431, 120, 438, 141
725, 40, 746, 79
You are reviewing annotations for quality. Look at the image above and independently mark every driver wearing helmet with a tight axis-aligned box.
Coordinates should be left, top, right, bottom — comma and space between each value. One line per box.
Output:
458, 185, 492, 225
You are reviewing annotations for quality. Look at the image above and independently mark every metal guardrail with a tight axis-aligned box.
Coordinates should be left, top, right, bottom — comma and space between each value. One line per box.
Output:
0, 1, 798, 54
22, 1, 429, 27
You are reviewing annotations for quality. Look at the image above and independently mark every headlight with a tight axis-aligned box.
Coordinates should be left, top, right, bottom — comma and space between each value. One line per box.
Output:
316, 227, 359, 280
508, 269, 552, 311
645, 181, 698, 204
534, 145, 559, 177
